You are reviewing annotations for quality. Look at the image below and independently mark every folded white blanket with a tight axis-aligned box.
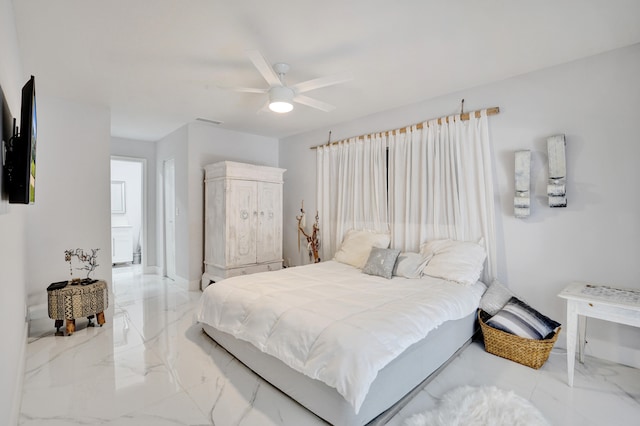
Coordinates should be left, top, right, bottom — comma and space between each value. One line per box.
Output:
197, 261, 485, 413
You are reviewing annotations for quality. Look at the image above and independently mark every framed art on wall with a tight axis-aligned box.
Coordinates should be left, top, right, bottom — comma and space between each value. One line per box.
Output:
110, 180, 126, 213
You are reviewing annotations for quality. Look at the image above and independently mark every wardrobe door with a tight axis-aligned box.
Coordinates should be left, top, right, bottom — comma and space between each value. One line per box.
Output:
205, 178, 224, 267
256, 181, 282, 264
227, 179, 258, 266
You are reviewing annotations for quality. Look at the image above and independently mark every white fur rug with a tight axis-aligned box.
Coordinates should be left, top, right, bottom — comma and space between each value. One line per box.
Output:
403, 385, 550, 426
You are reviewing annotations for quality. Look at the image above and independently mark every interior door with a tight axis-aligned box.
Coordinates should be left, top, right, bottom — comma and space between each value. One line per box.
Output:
163, 159, 176, 280
256, 181, 282, 263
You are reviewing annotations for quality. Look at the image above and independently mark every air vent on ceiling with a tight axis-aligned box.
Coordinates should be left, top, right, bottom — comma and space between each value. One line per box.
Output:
195, 117, 224, 125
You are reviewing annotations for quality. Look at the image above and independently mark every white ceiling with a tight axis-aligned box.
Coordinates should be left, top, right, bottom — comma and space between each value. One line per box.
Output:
11, 0, 640, 141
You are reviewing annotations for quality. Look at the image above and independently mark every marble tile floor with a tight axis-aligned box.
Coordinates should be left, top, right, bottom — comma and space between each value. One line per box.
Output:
20, 268, 640, 425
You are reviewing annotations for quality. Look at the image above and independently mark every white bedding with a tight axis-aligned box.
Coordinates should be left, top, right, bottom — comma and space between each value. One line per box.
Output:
196, 260, 485, 413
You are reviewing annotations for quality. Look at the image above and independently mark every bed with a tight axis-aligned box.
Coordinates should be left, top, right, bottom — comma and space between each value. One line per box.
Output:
197, 258, 486, 425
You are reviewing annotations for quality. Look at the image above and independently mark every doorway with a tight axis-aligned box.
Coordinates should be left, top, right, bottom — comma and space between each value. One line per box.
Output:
110, 157, 145, 272
163, 158, 176, 280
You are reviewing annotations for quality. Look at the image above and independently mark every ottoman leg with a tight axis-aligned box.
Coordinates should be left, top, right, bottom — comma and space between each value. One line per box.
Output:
66, 319, 75, 335
97, 312, 106, 326
54, 320, 63, 336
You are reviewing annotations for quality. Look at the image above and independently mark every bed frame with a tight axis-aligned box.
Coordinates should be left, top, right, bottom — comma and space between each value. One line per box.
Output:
202, 311, 478, 425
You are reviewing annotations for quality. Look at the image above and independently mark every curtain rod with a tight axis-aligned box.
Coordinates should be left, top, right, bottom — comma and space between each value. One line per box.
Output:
310, 106, 500, 150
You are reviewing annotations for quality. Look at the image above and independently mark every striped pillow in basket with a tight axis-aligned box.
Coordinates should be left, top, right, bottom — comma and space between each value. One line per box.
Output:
485, 297, 560, 340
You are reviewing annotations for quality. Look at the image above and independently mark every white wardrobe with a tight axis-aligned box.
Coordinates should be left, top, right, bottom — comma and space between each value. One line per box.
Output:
202, 161, 285, 289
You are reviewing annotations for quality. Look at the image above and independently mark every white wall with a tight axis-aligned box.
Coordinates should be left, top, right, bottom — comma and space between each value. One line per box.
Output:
111, 137, 157, 269
279, 137, 317, 267
25, 96, 111, 304
0, 0, 28, 423
280, 44, 640, 367
186, 122, 279, 289
1, 7, 112, 425
156, 125, 189, 282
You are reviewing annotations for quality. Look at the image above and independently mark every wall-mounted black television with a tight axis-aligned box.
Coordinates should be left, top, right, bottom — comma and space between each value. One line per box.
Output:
4, 75, 37, 204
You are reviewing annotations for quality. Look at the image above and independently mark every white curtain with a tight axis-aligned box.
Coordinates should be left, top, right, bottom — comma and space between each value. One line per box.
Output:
316, 136, 388, 262
317, 110, 497, 282
388, 110, 497, 282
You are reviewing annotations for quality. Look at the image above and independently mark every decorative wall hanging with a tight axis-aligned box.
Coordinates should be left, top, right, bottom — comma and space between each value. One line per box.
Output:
547, 134, 567, 207
296, 201, 321, 263
514, 150, 531, 218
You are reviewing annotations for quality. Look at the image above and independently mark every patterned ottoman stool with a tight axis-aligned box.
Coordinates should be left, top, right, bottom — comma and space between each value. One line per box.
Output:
47, 280, 108, 335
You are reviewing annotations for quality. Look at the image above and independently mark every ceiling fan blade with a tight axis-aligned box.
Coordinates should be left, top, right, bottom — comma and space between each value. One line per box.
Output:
293, 95, 335, 112
227, 86, 268, 94
291, 73, 352, 94
247, 50, 281, 87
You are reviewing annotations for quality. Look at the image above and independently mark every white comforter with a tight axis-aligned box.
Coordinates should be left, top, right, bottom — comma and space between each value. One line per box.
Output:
196, 261, 485, 413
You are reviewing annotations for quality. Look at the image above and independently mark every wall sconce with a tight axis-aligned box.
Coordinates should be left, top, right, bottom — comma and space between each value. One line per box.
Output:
547, 134, 567, 208
514, 150, 531, 218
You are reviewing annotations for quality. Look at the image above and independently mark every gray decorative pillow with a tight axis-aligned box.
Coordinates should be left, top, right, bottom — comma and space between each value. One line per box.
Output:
486, 297, 561, 340
363, 248, 401, 279
480, 280, 515, 315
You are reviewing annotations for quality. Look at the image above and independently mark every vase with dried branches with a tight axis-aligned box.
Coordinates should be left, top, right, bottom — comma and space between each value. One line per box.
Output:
296, 201, 320, 263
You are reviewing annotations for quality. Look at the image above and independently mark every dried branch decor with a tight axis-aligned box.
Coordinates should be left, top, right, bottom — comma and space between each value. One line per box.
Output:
296, 201, 321, 263
65, 248, 100, 280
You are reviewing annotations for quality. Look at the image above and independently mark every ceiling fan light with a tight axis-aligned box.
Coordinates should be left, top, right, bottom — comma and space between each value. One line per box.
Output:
269, 101, 294, 113
268, 86, 294, 113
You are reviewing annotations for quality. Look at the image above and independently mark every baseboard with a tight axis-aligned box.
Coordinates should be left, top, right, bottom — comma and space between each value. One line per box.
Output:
144, 265, 161, 275
155, 274, 198, 291
582, 337, 640, 370
169, 275, 189, 290
10, 322, 28, 425
27, 303, 47, 321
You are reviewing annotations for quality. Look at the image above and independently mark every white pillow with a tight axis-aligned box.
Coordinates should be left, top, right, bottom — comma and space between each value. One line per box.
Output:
420, 239, 486, 285
392, 252, 432, 279
333, 229, 391, 269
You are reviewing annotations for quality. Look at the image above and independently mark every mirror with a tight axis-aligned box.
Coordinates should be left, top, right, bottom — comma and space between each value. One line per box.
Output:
111, 181, 126, 213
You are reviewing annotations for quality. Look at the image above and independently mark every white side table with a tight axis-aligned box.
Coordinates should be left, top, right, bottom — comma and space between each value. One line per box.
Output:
558, 282, 640, 386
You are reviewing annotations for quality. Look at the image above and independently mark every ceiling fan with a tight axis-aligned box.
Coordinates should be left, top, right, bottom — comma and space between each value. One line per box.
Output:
230, 50, 351, 114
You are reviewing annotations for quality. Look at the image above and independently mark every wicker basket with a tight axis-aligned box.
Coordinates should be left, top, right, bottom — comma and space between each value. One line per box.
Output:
478, 310, 560, 369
